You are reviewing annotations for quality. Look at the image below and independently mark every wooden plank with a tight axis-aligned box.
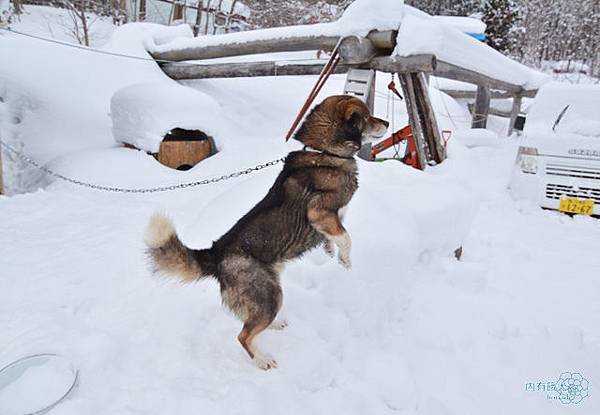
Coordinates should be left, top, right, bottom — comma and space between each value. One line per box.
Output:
398, 73, 427, 169
412, 72, 445, 163
471, 85, 491, 129
151, 30, 396, 62
161, 61, 350, 79
508, 95, 523, 136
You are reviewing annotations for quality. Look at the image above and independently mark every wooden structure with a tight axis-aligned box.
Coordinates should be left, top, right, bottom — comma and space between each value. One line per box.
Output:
151, 27, 540, 168
131, 128, 214, 171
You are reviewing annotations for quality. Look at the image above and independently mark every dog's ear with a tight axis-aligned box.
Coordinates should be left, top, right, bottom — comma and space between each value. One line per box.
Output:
337, 99, 362, 122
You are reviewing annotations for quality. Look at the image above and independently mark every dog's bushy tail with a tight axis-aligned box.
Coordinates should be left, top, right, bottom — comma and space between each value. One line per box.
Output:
144, 213, 216, 282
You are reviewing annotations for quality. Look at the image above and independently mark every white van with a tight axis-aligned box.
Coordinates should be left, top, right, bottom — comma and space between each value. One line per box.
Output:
509, 82, 600, 215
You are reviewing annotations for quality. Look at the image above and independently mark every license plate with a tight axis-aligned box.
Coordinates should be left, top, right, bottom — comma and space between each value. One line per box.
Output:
559, 198, 595, 215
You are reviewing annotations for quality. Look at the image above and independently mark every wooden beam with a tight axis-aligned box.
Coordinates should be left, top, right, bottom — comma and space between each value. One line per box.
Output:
435, 61, 524, 95
154, 35, 339, 61
471, 85, 491, 129
151, 30, 397, 62
362, 54, 437, 73
339, 36, 377, 64
508, 95, 523, 135
338, 31, 396, 64
441, 88, 537, 99
160, 54, 437, 80
441, 89, 510, 100
161, 61, 350, 79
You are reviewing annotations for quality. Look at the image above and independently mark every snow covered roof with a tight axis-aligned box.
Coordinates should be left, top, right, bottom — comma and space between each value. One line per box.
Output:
110, 82, 223, 153
404, 4, 486, 35
149, 0, 406, 56
394, 14, 548, 91
148, 0, 546, 92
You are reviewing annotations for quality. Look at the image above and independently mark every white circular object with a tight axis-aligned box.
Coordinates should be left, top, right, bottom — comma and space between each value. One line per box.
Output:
0, 354, 78, 415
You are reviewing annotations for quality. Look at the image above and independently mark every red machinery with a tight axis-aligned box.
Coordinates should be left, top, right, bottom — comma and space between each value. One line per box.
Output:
369, 125, 422, 170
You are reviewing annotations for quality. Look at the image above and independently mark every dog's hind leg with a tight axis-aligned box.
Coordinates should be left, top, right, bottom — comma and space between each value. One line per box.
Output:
221, 256, 283, 370
238, 320, 278, 370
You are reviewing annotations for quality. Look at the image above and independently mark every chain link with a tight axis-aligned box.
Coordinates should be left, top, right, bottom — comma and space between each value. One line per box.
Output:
0, 139, 285, 193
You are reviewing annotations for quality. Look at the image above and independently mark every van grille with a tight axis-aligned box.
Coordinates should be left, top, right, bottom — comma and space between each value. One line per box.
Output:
545, 162, 600, 180
546, 183, 600, 203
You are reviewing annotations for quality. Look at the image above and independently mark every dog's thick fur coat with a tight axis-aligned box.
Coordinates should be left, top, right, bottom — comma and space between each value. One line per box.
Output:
145, 95, 388, 369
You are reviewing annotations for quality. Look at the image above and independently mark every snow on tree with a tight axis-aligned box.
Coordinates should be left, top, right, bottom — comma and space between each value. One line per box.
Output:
482, 0, 519, 55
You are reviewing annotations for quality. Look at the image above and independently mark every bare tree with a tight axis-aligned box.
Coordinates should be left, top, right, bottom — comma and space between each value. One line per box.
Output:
62, 0, 90, 45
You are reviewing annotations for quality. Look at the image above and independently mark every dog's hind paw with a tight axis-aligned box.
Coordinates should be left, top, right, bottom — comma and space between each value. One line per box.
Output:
338, 255, 352, 269
268, 319, 288, 330
254, 354, 278, 370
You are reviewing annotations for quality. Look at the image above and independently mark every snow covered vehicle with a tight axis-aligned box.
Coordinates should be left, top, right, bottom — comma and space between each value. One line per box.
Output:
509, 83, 600, 216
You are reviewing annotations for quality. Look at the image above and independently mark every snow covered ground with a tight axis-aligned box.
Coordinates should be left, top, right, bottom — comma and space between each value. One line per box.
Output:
1, 4, 599, 415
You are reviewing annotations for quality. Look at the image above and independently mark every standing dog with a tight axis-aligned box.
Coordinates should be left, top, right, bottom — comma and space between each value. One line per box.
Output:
145, 95, 388, 369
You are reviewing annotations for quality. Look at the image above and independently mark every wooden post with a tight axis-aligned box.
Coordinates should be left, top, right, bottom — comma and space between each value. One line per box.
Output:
139, 0, 146, 21
172, 1, 184, 22
398, 73, 428, 169
508, 94, 523, 136
193, 0, 203, 36
411, 72, 445, 163
471, 85, 490, 129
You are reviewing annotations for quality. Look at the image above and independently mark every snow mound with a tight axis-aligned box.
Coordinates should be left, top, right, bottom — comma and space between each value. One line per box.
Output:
110, 82, 222, 153
454, 129, 501, 148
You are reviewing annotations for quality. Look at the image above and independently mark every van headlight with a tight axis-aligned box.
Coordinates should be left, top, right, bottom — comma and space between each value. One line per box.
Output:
516, 146, 539, 174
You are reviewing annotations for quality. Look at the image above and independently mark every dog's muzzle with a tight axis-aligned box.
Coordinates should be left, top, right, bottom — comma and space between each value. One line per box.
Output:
363, 118, 389, 143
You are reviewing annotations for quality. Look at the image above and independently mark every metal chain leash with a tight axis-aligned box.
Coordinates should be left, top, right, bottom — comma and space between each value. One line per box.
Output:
0, 139, 285, 193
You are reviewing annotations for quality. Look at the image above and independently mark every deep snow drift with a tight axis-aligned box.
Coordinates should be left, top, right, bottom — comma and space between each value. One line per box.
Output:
1, 4, 599, 415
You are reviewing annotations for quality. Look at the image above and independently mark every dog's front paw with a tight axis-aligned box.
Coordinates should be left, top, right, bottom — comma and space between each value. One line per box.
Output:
253, 353, 278, 370
338, 254, 352, 269
323, 240, 335, 258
